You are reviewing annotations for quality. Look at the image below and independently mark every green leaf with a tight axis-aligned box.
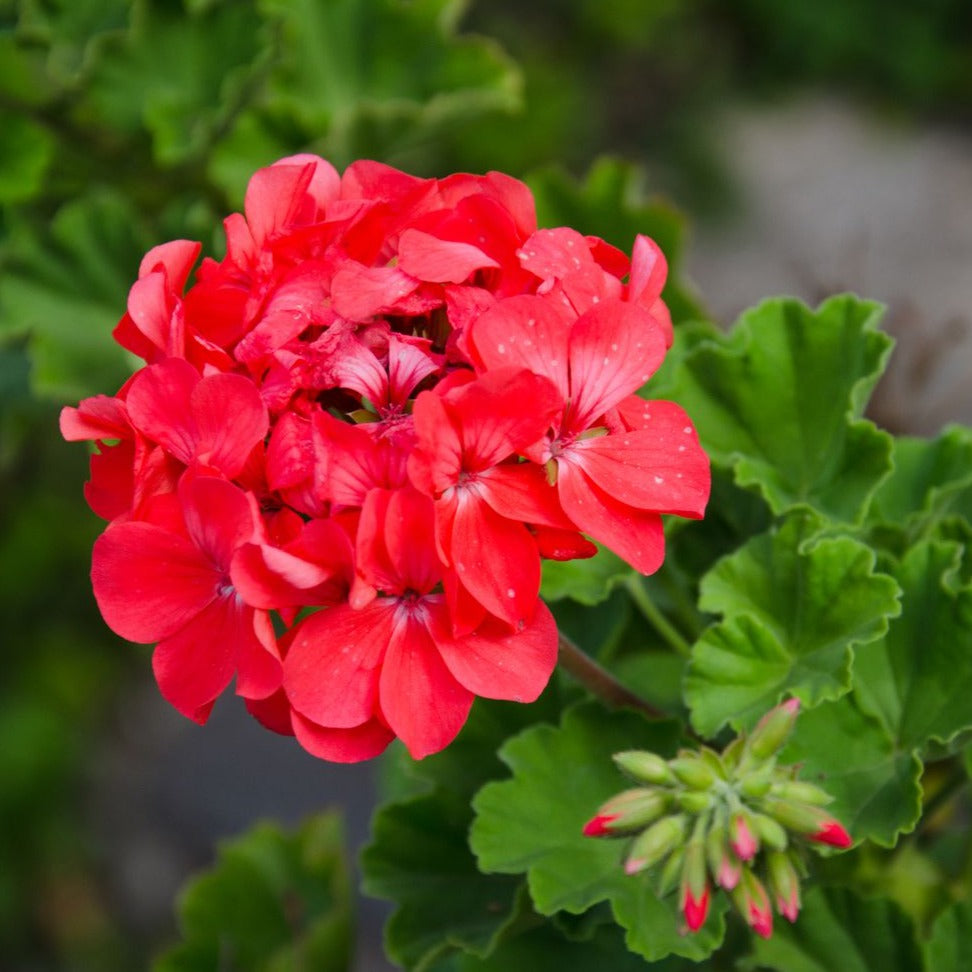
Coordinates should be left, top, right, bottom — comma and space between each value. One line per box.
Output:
85, 0, 267, 165
665, 295, 894, 522
868, 425, 972, 537
685, 512, 901, 734
526, 158, 704, 323
780, 695, 922, 847
0, 109, 54, 203
153, 813, 352, 972
0, 192, 149, 400
209, 0, 521, 195
362, 789, 524, 970
362, 692, 563, 970
541, 543, 633, 606
924, 898, 972, 972
428, 921, 697, 971
739, 885, 922, 972
854, 540, 972, 754
470, 702, 725, 962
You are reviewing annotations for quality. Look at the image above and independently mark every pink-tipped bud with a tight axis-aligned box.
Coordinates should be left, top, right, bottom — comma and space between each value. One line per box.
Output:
679, 839, 710, 932
582, 813, 620, 837
767, 850, 801, 923
747, 698, 800, 761
705, 824, 741, 890
810, 819, 853, 849
729, 811, 759, 861
682, 883, 710, 932
732, 870, 773, 939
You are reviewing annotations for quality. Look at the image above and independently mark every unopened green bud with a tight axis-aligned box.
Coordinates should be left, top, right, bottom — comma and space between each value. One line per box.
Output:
766, 850, 801, 922
599, 789, 671, 832
747, 699, 800, 761
763, 798, 831, 837
677, 789, 713, 814
769, 780, 834, 806
657, 845, 686, 897
738, 767, 774, 799
669, 756, 716, 790
698, 746, 728, 781
625, 814, 687, 874
721, 736, 745, 772
614, 750, 676, 786
751, 812, 788, 851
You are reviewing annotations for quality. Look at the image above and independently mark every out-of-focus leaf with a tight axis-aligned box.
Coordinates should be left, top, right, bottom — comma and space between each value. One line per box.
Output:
924, 898, 972, 972
209, 0, 522, 197
739, 885, 921, 972
527, 158, 703, 323
664, 295, 894, 522
153, 813, 352, 972
0, 191, 149, 399
685, 511, 901, 734
0, 109, 54, 203
84, 0, 266, 165
470, 702, 726, 963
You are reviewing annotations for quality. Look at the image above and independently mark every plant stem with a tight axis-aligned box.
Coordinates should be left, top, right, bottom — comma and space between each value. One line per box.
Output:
625, 575, 692, 657
557, 631, 668, 720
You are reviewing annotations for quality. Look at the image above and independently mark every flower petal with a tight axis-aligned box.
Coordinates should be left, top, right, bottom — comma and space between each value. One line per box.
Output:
92, 521, 216, 643
292, 711, 394, 763
284, 601, 395, 729
433, 598, 557, 701
379, 612, 473, 759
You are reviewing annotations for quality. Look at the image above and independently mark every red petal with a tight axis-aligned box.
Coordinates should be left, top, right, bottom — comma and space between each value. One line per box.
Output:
179, 476, 260, 572
398, 228, 499, 283
567, 424, 709, 517
468, 294, 571, 399
92, 521, 216, 643
556, 464, 666, 575
126, 358, 200, 464
446, 367, 561, 469
60, 395, 130, 441
234, 607, 283, 701
246, 688, 295, 736
330, 262, 419, 320
151, 596, 241, 722
244, 161, 315, 246
292, 711, 394, 763
433, 598, 557, 701
447, 487, 542, 627
567, 301, 667, 431
379, 613, 473, 759
478, 462, 575, 529
284, 601, 395, 729
191, 373, 268, 478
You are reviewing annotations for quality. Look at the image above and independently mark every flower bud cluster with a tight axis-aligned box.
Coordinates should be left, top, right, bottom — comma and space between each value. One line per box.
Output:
582, 699, 852, 938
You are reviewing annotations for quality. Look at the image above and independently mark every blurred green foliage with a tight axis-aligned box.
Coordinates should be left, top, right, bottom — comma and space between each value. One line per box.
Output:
1, 0, 969, 968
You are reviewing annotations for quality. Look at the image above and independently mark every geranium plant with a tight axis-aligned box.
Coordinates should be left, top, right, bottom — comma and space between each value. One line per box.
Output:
62, 156, 972, 970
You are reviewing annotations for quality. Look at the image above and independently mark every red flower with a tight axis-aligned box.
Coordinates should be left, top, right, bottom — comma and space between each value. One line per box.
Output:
283, 488, 557, 760
92, 475, 282, 723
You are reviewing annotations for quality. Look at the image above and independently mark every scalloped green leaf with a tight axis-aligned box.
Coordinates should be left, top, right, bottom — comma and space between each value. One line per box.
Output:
153, 813, 351, 972
362, 692, 562, 970
470, 702, 725, 963
739, 885, 921, 972
685, 512, 901, 734
868, 425, 972, 537
526, 158, 703, 323
665, 295, 894, 522
924, 898, 972, 972
853, 539, 972, 754
0, 192, 149, 400
780, 695, 922, 846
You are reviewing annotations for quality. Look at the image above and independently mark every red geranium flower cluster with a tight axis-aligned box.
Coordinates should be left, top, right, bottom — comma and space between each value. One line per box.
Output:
61, 155, 710, 761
